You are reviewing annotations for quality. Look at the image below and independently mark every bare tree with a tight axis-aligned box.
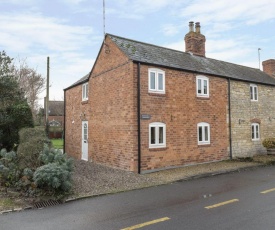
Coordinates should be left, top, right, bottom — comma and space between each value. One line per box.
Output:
12, 58, 46, 119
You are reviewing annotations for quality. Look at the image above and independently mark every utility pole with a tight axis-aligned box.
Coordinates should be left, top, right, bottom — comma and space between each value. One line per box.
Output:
46, 57, 50, 124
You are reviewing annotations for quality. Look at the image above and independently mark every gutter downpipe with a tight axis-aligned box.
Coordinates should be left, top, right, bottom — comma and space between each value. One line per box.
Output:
137, 62, 141, 174
63, 89, 66, 154
228, 78, 232, 159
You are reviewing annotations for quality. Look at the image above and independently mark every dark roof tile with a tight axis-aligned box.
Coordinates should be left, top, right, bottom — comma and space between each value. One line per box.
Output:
108, 34, 275, 85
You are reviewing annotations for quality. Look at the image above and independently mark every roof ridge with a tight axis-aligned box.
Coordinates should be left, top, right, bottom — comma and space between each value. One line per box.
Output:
107, 33, 262, 72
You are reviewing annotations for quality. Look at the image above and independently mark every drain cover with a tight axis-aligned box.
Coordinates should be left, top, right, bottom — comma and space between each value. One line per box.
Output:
34, 200, 63, 209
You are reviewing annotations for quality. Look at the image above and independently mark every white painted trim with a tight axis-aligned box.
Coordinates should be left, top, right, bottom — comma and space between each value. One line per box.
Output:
196, 75, 209, 98
197, 122, 210, 145
148, 68, 165, 94
149, 122, 166, 148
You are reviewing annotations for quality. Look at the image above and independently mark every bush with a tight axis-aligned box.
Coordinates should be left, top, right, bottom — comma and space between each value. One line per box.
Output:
0, 143, 73, 196
17, 127, 50, 170
0, 148, 20, 187
262, 138, 275, 149
34, 147, 73, 194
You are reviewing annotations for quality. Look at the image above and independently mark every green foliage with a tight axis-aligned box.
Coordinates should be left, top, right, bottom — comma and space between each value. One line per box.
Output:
0, 51, 34, 150
17, 127, 49, 170
0, 149, 20, 187
262, 138, 275, 149
34, 147, 73, 193
0, 143, 73, 195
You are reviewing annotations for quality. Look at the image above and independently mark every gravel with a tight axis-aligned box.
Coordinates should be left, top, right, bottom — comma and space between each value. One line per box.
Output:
71, 158, 268, 198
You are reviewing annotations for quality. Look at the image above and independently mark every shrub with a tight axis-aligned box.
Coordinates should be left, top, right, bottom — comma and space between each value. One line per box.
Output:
17, 127, 50, 170
34, 147, 73, 194
262, 138, 275, 149
0, 148, 20, 187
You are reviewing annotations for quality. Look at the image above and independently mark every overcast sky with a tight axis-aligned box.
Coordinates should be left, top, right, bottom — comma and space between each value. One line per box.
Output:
1, 0, 275, 105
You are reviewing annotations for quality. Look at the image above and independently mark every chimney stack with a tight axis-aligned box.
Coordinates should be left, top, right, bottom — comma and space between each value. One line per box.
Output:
184, 21, 206, 57
262, 59, 275, 77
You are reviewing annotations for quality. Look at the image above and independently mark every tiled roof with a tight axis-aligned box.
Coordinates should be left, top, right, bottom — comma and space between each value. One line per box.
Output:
108, 34, 275, 86
48, 101, 64, 116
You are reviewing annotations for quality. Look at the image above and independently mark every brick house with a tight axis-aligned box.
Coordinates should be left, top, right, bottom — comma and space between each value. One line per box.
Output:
64, 22, 275, 173
44, 100, 64, 138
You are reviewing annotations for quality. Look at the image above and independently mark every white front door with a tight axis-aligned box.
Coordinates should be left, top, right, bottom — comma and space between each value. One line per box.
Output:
82, 121, 88, 161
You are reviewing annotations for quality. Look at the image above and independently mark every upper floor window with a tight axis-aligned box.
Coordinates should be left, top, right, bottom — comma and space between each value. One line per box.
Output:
148, 68, 165, 94
196, 76, 209, 97
251, 123, 260, 141
149, 122, 166, 148
250, 84, 258, 101
82, 83, 88, 101
197, 122, 210, 145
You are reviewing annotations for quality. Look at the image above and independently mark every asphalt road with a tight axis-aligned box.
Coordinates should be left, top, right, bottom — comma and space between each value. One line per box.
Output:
1, 166, 275, 230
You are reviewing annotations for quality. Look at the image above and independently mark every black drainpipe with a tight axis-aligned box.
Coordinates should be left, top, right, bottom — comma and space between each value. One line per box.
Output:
228, 78, 232, 159
137, 62, 141, 174
63, 89, 66, 154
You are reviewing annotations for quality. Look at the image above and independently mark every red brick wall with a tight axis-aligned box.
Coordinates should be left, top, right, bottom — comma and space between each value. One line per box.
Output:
65, 85, 91, 159
65, 36, 229, 173
65, 36, 138, 171
89, 36, 138, 171
137, 64, 229, 172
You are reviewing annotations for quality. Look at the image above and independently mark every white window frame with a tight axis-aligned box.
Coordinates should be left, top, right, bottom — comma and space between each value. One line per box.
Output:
251, 123, 260, 141
149, 122, 166, 148
250, 84, 258, 101
148, 68, 165, 94
197, 122, 210, 145
196, 75, 209, 97
82, 83, 89, 101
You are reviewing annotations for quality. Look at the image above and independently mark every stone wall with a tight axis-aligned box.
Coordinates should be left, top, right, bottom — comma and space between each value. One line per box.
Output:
230, 80, 275, 157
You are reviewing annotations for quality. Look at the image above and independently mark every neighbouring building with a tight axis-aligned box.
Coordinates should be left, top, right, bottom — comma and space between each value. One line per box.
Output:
64, 22, 275, 173
44, 100, 64, 138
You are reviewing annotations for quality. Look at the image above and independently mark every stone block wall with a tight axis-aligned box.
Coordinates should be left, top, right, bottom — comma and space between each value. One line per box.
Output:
230, 80, 275, 157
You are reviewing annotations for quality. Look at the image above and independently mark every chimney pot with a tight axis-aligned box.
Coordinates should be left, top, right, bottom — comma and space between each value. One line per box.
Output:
189, 21, 194, 32
195, 22, 201, 33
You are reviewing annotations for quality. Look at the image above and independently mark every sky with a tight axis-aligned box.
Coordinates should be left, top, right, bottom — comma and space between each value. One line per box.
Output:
1, 0, 275, 106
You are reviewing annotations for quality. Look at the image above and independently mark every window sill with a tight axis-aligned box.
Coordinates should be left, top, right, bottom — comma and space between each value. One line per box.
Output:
81, 100, 89, 105
197, 96, 209, 100
149, 147, 167, 151
198, 144, 211, 147
148, 92, 166, 97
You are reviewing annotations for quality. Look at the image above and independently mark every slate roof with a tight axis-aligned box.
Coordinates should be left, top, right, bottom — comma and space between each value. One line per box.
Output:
108, 34, 275, 86
47, 101, 64, 116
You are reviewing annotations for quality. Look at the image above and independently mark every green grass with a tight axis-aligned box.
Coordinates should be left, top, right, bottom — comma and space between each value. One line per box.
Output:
51, 139, 64, 149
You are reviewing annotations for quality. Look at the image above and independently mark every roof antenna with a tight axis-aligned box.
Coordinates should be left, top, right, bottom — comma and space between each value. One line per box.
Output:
103, 0, 110, 53
258, 48, 261, 70
103, 0, 105, 38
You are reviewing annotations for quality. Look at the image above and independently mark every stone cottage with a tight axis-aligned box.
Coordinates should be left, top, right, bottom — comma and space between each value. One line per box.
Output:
64, 22, 275, 173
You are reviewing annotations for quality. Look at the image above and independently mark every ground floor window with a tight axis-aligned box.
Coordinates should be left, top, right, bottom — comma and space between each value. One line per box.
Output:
198, 122, 210, 145
149, 122, 166, 148
251, 123, 260, 140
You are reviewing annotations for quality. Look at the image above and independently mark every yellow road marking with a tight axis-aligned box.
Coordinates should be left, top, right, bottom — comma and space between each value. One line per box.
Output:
205, 199, 239, 209
121, 217, 170, 230
261, 188, 275, 194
